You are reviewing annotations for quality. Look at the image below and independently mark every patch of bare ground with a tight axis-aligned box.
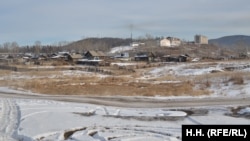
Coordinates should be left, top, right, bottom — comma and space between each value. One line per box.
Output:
225, 105, 250, 119
63, 127, 87, 140
194, 71, 249, 88
177, 108, 209, 116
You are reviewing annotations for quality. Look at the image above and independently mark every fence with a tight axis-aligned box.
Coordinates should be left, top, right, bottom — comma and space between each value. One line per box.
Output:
0, 65, 17, 71
0, 65, 113, 75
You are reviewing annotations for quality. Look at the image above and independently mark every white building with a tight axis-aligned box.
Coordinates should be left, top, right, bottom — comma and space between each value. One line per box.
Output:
160, 38, 171, 47
160, 37, 181, 47
168, 37, 181, 47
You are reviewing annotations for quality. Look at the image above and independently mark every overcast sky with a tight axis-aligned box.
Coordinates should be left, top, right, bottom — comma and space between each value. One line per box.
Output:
1, 0, 250, 46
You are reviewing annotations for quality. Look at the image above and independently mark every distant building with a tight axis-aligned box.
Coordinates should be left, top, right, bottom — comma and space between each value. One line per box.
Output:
167, 37, 182, 47
194, 35, 208, 44
160, 38, 171, 47
160, 37, 181, 47
130, 42, 145, 47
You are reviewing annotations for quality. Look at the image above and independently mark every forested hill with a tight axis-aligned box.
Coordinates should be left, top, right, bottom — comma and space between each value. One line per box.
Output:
63, 37, 131, 52
209, 35, 250, 49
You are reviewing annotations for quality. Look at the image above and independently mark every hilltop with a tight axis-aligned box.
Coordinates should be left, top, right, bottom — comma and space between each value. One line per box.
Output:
63, 37, 131, 52
209, 35, 250, 49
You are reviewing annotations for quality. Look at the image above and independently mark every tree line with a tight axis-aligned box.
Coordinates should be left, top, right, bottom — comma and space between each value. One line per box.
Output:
0, 41, 75, 55
0, 38, 132, 54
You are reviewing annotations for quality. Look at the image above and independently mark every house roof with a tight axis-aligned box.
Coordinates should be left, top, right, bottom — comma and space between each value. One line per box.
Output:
162, 54, 189, 58
71, 54, 83, 59
135, 52, 155, 57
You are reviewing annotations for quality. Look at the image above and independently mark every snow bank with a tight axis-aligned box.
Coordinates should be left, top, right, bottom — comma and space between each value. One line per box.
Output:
111, 62, 138, 66
109, 46, 135, 54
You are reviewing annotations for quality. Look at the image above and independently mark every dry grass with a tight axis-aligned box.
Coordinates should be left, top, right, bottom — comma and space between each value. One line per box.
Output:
0, 70, 12, 76
10, 73, 209, 96
3, 60, 250, 97
193, 71, 249, 91
228, 75, 244, 85
0, 64, 211, 96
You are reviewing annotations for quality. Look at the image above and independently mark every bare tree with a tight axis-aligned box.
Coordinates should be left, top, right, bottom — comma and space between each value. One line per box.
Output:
235, 41, 249, 58
145, 33, 154, 40
34, 41, 41, 55
10, 42, 19, 55
0, 44, 3, 52
3, 42, 11, 53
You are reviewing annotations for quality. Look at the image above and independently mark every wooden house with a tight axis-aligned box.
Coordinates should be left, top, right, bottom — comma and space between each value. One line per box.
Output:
134, 52, 156, 62
84, 50, 108, 60
162, 54, 189, 62
68, 54, 83, 63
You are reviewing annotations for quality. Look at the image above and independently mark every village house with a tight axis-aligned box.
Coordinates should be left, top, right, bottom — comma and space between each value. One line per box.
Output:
114, 52, 129, 58
50, 52, 71, 61
134, 52, 156, 62
161, 54, 189, 62
113, 52, 131, 61
76, 50, 108, 66
84, 50, 108, 60
0, 54, 15, 64
68, 54, 83, 63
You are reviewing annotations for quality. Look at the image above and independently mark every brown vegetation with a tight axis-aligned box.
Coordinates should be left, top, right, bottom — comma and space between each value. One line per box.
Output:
1, 60, 249, 97
228, 75, 244, 85
0, 65, 210, 96
19, 75, 207, 96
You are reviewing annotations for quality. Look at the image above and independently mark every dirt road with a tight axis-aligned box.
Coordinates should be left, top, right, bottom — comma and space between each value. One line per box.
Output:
0, 92, 249, 108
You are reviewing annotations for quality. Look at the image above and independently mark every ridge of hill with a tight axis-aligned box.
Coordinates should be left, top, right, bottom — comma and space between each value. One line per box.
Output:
209, 35, 250, 49
64, 37, 131, 52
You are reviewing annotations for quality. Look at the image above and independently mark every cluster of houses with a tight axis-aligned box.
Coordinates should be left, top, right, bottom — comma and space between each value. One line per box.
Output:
22, 51, 110, 66
56, 50, 189, 65
1, 35, 209, 66
0, 49, 191, 67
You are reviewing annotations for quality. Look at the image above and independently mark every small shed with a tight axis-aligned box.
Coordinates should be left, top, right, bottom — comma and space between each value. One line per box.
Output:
134, 52, 156, 62
114, 52, 129, 58
162, 54, 189, 62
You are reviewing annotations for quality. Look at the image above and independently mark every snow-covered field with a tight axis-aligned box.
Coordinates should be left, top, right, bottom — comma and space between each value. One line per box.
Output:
0, 60, 250, 141
0, 89, 249, 141
0, 96, 248, 141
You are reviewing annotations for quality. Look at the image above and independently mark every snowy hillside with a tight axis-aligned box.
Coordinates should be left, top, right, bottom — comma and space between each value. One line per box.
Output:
109, 46, 136, 54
